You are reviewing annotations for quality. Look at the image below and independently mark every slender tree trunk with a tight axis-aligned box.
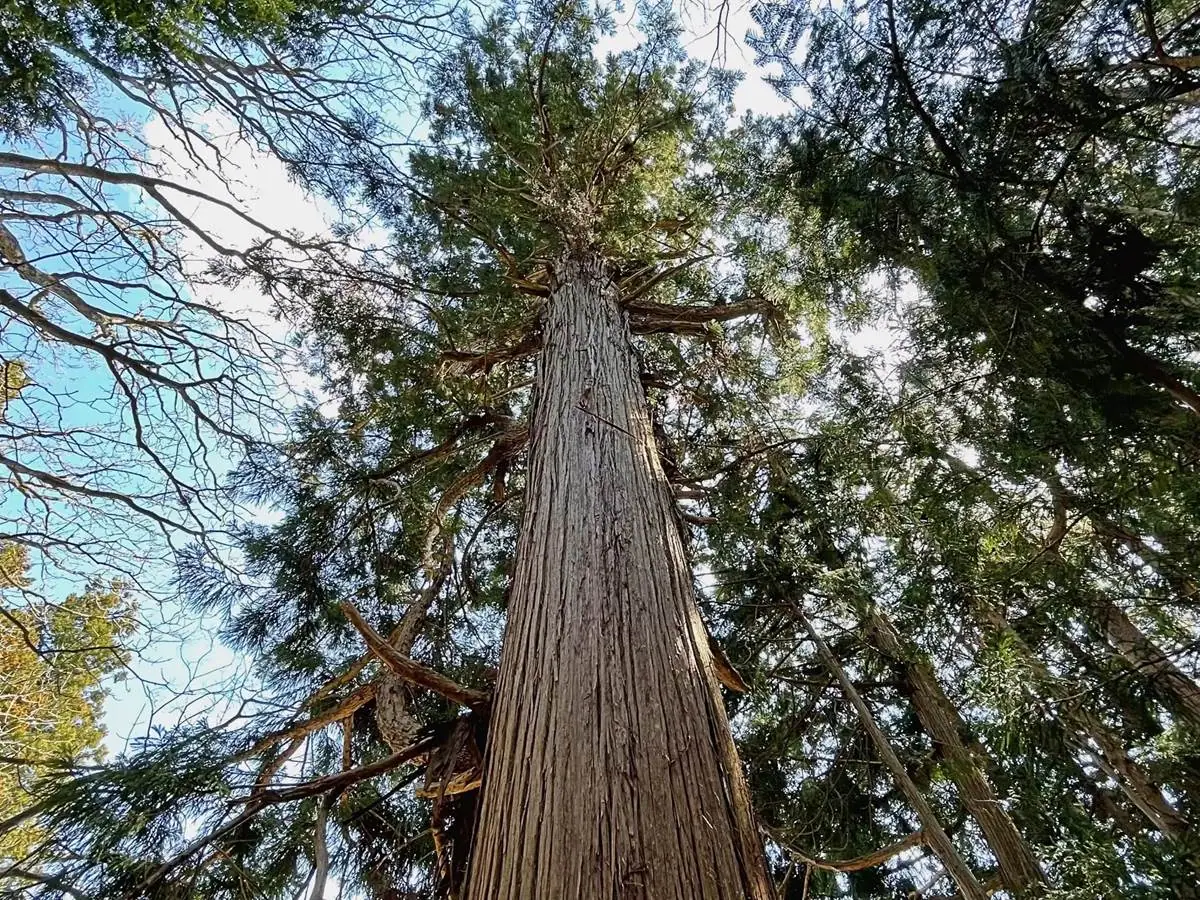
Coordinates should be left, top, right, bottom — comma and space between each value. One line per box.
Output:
1090, 513, 1200, 606
1093, 598, 1200, 731
1083, 775, 1146, 839
1045, 477, 1200, 726
1055, 629, 1163, 739
792, 603, 988, 900
1115, 338, 1200, 417
974, 602, 1190, 839
866, 613, 1046, 895
464, 252, 772, 900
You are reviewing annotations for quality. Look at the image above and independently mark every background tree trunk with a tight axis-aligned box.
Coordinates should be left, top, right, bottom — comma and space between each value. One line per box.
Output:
974, 602, 1189, 839
1093, 598, 1200, 731
866, 613, 1046, 895
463, 251, 772, 900
792, 603, 988, 900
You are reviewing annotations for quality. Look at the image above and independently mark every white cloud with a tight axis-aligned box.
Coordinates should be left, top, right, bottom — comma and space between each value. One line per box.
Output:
142, 111, 341, 339
680, 0, 796, 118
101, 114, 353, 753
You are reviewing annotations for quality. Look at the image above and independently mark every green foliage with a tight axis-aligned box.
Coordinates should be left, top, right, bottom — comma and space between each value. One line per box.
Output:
0, 546, 134, 861
10, 0, 1200, 896
18, 4, 830, 895
0, 0, 350, 134
0, 359, 27, 424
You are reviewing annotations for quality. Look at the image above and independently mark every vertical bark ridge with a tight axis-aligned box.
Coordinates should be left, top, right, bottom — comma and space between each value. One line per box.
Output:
464, 251, 771, 900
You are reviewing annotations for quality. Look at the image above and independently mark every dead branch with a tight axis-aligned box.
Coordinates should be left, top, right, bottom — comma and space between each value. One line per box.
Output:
253, 737, 304, 795
307, 792, 334, 900
340, 601, 489, 709
440, 331, 542, 376
620, 255, 713, 306
238, 682, 378, 762
259, 733, 440, 804
766, 826, 926, 873
422, 425, 529, 569
138, 734, 440, 896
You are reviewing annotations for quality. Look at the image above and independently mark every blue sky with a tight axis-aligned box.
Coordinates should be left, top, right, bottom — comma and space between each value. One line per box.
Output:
1, 1, 813, 757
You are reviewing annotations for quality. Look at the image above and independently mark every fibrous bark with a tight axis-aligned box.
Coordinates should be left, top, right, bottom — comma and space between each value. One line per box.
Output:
792, 603, 988, 900
463, 251, 772, 900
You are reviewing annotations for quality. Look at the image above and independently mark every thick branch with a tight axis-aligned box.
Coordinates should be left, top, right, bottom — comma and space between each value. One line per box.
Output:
883, 0, 970, 184
767, 826, 926, 873
340, 601, 489, 709
626, 296, 771, 335
259, 733, 440, 804
440, 332, 541, 376
238, 683, 377, 761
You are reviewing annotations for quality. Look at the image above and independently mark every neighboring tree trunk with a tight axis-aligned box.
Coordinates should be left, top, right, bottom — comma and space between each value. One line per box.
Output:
1045, 478, 1200, 726
974, 602, 1190, 839
463, 252, 772, 900
1089, 512, 1200, 606
1082, 772, 1148, 839
791, 602, 988, 900
1055, 629, 1164, 740
1057, 626, 1200, 815
866, 612, 1047, 895
1092, 598, 1200, 732
1113, 335, 1200, 418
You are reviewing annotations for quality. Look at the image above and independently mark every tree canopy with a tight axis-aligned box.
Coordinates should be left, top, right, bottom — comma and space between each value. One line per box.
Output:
1, 542, 132, 863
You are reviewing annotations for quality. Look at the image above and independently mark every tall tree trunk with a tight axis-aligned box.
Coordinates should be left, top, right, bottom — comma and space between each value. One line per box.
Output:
1044, 478, 1200, 727
791, 603, 988, 900
974, 602, 1190, 839
1093, 598, 1200, 732
463, 252, 772, 900
1055, 629, 1163, 740
866, 613, 1047, 895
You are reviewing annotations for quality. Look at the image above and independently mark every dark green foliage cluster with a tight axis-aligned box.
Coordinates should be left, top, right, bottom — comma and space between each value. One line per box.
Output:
718, 0, 1200, 894
751, 0, 1200, 481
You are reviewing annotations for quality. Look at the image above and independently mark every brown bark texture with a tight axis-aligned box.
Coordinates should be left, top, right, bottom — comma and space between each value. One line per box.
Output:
793, 604, 987, 900
1095, 599, 1200, 732
866, 613, 1046, 895
463, 252, 772, 900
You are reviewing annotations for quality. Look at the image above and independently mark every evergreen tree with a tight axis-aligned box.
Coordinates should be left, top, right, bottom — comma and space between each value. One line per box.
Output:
3, 4, 830, 895
728, 0, 1200, 892
0, 543, 133, 870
